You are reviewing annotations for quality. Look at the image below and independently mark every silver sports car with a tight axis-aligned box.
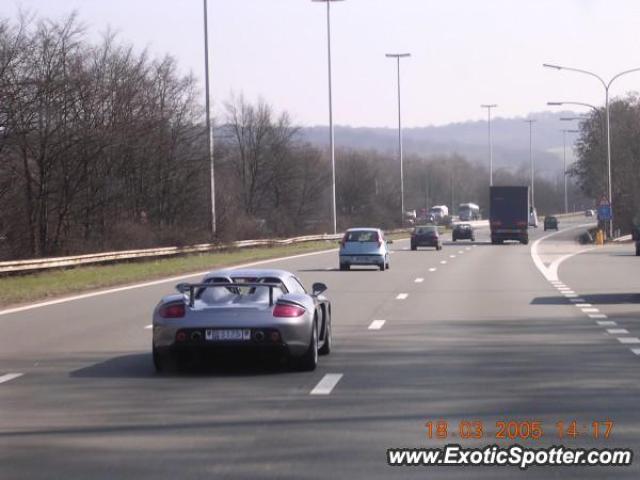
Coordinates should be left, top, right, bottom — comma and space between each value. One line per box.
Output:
152, 268, 331, 372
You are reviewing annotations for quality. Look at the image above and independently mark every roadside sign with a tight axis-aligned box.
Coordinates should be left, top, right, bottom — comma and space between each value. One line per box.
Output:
597, 204, 612, 221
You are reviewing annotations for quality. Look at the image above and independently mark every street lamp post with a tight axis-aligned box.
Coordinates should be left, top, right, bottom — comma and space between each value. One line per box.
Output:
481, 104, 497, 186
203, 0, 216, 238
524, 119, 536, 208
544, 63, 640, 238
386, 53, 411, 225
313, 0, 344, 235
561, 129, 580, 214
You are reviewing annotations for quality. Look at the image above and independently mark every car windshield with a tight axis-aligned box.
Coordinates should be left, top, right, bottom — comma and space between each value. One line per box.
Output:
345, 230, 379, 242
415, 226, 437, 234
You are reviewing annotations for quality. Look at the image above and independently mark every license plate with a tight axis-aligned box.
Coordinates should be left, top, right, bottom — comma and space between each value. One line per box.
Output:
205, 329, 251, 341
353, 256, 371, 263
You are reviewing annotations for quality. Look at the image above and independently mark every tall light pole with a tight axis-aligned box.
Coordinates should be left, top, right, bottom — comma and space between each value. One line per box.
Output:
524, 119, 536, 208
544, 63, 640, 238
481, 104, 497, 186
561, 128, 580, 214
313, 0, 344, 234
203, 0, 216, 237
386, 53, 410, 225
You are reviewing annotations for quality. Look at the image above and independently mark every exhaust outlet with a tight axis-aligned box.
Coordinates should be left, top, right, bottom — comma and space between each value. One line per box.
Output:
254, 330, 265, 342
191, 331, 202, 341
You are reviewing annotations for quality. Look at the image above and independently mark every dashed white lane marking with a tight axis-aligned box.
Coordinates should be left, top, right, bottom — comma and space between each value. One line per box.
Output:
557, 286, 572, 290
575, 303, 592, 308
588, 314, 608, 319
581, 308, 599, 313
597, 321, 617, 326
440, 260, 447, 264
466, 247, 471, 250
396, 293, 409, 300
449, 255, 456, 258
414, 278, 424, 283
458, 250, 464, 254
368, 320, 386, 330
570, 298, 586, 303
144, 324, 153, 330
0, 373, 23, 384
631, 349, 640, 356
428, 268, 437, 272
564, 294, 578, 298
618, 337, 640, 345
562, 291, 576, 295
310, 373, 343, 395
608, 329, 629, 335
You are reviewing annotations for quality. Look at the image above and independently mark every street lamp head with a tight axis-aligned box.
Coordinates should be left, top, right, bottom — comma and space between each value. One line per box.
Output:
481, 104, 497, 108
311, 0, 345, 2
560, 117, 584, 121
386, 53, 411, 58
543, 63, 563, 70
547, 101, 563, 106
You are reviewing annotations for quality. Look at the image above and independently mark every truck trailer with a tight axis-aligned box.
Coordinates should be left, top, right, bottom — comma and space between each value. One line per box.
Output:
489, 186, 530, 245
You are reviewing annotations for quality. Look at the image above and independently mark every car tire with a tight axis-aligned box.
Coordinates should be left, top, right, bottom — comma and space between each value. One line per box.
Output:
452, 237, 457, 242
411, 244, 417, 251
153, 346, 175, 373
379, 262, 386, 271
521, 237, 529, 245
295, 321, 318, 371
636, 244, 640, 256
319, 315, 331, 356
339, 263, 349, 271
437, 245, 442, 251
471, 236, 475, 242
386, 261, 390, 269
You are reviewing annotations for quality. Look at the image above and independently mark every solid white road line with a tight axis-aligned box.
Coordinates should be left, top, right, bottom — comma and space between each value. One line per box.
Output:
368, 320, 386, 330
0, 373, 23, 384
530, 223, 596, 281
631, 349, 640, 356
608, 329, 630, 335
414, 278, 424, 283
618, 337, 640, 344
588, 314, 607, 319
581, 308, 599, 313
575, 303, 592, 308
597, 321, 617, 326
396, 293, 409, 300
428, 267, 437, 272
440, 260, 447, 264
0, 246, 345, 317
310, 373, 343, 395
557, 287, 572, 291
570, 298, 586, 303
144, 324, 153, 330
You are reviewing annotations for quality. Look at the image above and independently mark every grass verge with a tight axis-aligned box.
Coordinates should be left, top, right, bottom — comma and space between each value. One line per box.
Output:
0, 233, 409, 308
0, 241, 338, 308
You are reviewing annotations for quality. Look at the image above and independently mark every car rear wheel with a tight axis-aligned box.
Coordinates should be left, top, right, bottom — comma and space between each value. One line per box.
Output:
294, 321, 318, 371
339, 263, 349, 271
152, 346, 175, 373
411, 244, 417, 251
319, 316, 331, 356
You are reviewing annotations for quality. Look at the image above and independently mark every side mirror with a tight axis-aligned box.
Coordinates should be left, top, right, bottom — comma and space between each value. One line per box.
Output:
175, 283, 190, 294
311, 282, 327, 296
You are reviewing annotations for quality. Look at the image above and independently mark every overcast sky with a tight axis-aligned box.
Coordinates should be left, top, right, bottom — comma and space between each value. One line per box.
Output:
4, 0, 640, 127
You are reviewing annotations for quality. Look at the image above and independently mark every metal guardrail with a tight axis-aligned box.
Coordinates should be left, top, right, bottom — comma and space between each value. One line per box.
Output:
0, 229, 414, 275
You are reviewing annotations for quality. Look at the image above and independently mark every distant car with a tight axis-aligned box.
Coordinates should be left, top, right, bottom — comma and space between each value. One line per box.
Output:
544, 216, 559, 231
339, 228, 390, 271
152, 269, 331, 372
411, 225, 442, 250
452, 223, 475, 241
632, 225, 640, 256
585, 209, 595, 217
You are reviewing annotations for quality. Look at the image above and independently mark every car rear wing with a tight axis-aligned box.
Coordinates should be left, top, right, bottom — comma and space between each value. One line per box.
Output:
175, 282, 283, 307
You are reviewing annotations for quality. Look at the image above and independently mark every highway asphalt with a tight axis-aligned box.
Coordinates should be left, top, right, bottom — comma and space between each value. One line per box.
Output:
2, 216, 640, 479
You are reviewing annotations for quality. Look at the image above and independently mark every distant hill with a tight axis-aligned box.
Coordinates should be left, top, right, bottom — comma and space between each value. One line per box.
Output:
300, 110, 583, 178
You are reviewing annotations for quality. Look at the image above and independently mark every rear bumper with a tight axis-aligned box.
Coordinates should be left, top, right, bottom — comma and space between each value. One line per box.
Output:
339, 254, 384, 265
491, 229, 528, 241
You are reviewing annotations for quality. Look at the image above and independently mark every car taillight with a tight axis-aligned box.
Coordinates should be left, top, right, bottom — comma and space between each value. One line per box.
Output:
159, 302, 185, 318
273, 303, 306, 317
